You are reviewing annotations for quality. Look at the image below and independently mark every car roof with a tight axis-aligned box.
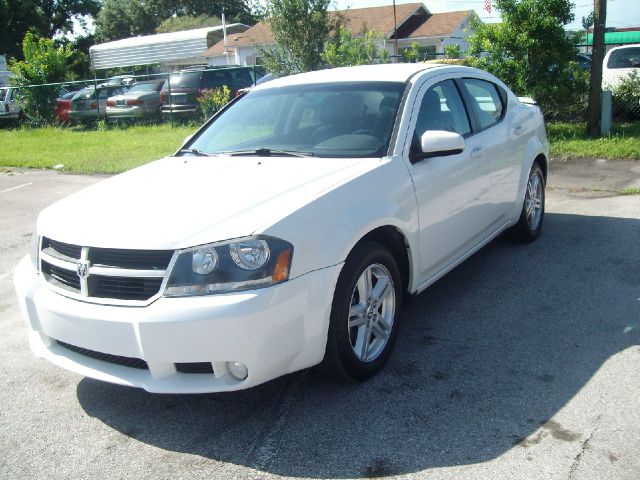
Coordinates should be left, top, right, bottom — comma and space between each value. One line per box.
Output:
607, 43, 640, 52
251, 63, 472, 91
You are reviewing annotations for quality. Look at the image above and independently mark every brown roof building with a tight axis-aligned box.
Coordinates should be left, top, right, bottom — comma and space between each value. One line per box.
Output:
203, 3, 476, 66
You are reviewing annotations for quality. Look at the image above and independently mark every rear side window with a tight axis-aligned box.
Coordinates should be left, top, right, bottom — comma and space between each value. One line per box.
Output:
168, 71, 201, 89
231, 69, 255, 88
461, 78, 505, 131
202, 71, 232, 89
607, 47, 640, 69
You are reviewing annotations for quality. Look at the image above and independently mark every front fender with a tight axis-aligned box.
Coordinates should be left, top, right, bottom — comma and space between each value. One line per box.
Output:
260, 157, 420, 281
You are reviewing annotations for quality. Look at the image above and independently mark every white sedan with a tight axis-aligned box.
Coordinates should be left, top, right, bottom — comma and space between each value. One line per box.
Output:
14, 63, 548, 393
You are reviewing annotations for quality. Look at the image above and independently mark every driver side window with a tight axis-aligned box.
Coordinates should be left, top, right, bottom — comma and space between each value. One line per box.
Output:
414, 80, 471, 139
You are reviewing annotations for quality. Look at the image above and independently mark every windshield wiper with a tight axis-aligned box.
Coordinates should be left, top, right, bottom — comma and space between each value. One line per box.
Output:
223, 148, 314, 158
178, 148, 217, 157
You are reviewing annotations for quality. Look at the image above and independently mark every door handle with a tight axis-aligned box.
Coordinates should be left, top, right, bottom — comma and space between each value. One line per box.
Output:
470, 147, 483, 159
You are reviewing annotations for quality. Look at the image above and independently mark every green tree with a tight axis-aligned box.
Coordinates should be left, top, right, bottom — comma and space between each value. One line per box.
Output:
0, 0, 100, 61
9, 33, 73, 126
323, 27, 389, 68
467, 0, 587, 119
95, 0, 256, 42
156, 15, 221, 33
260, 0, 338, 76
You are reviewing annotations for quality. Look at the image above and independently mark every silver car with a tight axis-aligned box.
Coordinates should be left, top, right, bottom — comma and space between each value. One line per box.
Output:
69, 85, 128, 122
106, 80, 165, 121
0, 87, 20, 121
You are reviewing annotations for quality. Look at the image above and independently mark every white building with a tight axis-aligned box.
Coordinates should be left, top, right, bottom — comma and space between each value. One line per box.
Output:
202, 3, 476, 66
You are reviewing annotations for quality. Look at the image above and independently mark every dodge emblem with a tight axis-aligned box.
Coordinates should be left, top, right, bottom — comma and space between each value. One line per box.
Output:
76, 260, 90, 279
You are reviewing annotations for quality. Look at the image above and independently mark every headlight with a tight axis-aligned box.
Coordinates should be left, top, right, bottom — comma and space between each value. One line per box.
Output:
164, 236, 293, 297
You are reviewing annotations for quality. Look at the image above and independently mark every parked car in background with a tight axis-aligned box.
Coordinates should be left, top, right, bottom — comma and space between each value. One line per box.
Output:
603, 44, 640, 88
0, 87, 20, 121
161, 66, 264, 118
106, 75, 136, 87
69, 84, 128, 123
576, 53, 592, 71
14, 63, 549, 393
55, 91, 78, 124
106, 80, 165, 122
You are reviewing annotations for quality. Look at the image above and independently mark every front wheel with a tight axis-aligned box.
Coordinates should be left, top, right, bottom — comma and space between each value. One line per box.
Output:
508, 162, 545, 242
321, 241, 403, 381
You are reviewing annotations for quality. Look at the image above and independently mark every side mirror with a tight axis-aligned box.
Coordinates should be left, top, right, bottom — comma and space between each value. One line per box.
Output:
419, 130, 465, 159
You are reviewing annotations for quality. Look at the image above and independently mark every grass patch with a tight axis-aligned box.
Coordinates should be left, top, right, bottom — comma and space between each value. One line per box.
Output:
1, 121, 638, 175
549, 122, 640, 160
0, 124, 196, 174
621, 187, 640, 195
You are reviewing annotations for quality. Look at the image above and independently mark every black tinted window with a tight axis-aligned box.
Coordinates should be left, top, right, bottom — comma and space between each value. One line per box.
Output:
168, 71, 201, 89
202, 71, 232, 89
607, 47, 640, 69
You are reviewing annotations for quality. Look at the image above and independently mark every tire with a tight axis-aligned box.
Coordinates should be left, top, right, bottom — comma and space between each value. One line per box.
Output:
508, 162, 545, 242
321, 241, 403, 381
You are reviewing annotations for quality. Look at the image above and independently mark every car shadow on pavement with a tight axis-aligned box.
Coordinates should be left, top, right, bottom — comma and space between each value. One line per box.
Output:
76, 212, 640, 478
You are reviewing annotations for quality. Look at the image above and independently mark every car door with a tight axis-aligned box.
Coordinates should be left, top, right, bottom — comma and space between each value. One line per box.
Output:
403, 77, 498, 285
457, 77, 518, 221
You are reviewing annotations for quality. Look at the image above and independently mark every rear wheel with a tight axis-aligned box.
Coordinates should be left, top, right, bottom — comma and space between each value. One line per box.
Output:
321, 241, 403, 381
508, 162, 545, 242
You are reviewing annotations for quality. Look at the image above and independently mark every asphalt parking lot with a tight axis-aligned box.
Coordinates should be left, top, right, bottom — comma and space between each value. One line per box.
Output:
1, 158, 639, 480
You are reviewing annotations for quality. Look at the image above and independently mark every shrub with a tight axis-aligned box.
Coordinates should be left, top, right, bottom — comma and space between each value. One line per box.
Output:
197, 86, 232, 121
9, 33, 73, 127
444, 44, 461, 59
612, 70, 640, 120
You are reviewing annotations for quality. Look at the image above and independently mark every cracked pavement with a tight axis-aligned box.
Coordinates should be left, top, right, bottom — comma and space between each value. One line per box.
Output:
0, 158, 639, 479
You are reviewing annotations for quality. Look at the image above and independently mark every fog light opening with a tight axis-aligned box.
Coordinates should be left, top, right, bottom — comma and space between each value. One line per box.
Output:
227, 361, 248, 380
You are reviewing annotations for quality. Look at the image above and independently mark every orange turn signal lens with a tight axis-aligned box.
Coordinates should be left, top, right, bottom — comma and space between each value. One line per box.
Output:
272, 249, 291, 283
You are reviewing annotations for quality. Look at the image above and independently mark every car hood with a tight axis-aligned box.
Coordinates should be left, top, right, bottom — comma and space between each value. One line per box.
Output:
38, 155, 380, 249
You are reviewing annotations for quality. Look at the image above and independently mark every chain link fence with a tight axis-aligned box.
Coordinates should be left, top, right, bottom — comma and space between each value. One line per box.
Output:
2, 59, 638, 130
0, 65, 265, 127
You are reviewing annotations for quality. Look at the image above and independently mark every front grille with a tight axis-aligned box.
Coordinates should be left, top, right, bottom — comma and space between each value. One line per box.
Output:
57, 340, 149, 370
43, 237, 82, 260
41, 262, 81, 291
90, 248, 173, 270
89, 276, 164, 301
40, 237, 174, 302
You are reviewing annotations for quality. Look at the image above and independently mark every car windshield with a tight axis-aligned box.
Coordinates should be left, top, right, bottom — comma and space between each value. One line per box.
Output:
73, 88, 96, 100
167, 71, 200, 89
188, 82, 406, 158
607, 47, 640, 69
128, 83, 160, 93
0, 88, 6, 101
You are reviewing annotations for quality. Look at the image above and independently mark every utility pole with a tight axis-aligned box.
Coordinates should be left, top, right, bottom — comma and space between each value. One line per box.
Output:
393, 0, 398, 57
586, 0, 607, 137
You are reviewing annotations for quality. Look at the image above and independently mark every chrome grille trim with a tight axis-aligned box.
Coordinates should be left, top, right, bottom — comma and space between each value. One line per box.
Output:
39, 237, 175, 304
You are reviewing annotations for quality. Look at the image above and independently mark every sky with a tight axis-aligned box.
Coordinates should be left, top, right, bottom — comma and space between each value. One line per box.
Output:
73, 0, 640, 39
333, 0, 640, 30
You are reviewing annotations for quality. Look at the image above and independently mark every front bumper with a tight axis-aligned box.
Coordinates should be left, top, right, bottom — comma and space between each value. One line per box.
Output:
106, 106, 159, 119
69, 110, 99, 121
14, 256, 341, 393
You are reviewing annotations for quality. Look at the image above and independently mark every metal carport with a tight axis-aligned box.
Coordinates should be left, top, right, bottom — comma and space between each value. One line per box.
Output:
89, 25, 249, 70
